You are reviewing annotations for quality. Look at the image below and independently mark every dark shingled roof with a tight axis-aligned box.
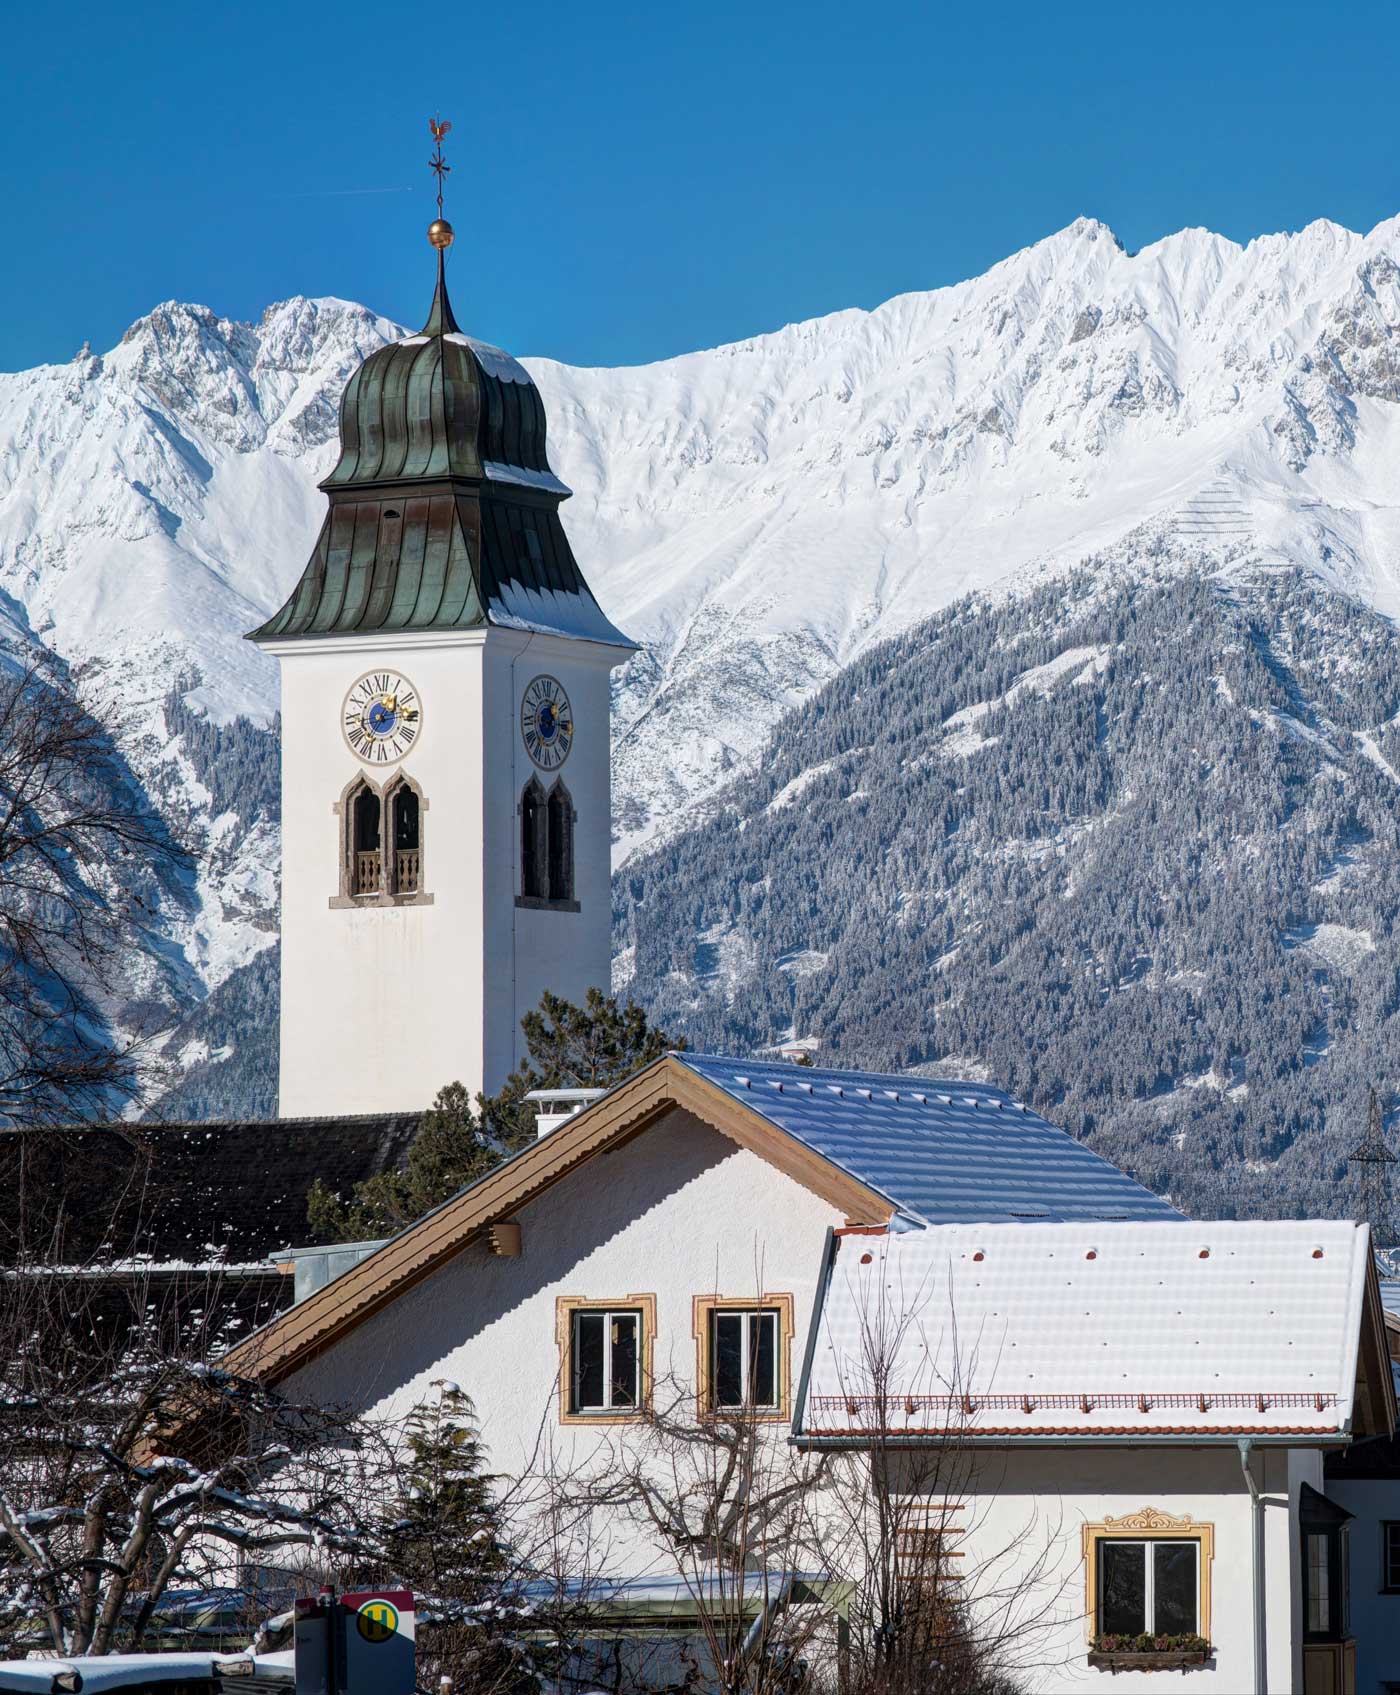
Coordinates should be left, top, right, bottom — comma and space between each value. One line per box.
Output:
246, 256, 628, 647
0, 1114, 420, 1268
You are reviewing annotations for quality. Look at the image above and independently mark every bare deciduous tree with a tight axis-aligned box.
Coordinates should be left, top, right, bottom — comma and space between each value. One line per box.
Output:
816, 1258, 1071, 1695
0, 662, 188, 1125
0, 1255, 391, 1659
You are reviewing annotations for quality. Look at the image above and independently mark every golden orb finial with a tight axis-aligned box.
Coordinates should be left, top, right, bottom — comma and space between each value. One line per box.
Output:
428, 218, 455, 250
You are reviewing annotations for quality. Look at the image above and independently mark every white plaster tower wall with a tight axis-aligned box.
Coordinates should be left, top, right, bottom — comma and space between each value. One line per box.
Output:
273, 632, 486, 1118
482, 628, 619, 1090
272, 625, 620, 1117
254, 233, 634, 1118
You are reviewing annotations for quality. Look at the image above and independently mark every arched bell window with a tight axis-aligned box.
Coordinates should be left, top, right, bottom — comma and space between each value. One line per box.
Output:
338, 774, 429, 906
389, 779, 422, 895
547, 782, 574, 904
519, 778, 576, 910
350, 784, 382, 897
521, 778, 547, 901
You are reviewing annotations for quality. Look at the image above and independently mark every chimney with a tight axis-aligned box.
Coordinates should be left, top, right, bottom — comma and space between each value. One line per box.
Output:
524, 1087, 607, 1138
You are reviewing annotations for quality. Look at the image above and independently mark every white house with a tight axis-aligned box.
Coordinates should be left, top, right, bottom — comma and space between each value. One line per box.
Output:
221, 1056, 1396, 1691
796, 1218, 1397, 1692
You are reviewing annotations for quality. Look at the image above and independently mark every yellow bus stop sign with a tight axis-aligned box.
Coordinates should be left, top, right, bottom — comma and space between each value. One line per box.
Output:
356, 1598, 400, 1643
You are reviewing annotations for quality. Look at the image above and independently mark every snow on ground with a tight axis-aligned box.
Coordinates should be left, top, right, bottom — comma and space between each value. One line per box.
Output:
766, 754, 856, 814
1354, 730, 1400, 786
1284, 922, 1377, 973
774, 948, 831, 978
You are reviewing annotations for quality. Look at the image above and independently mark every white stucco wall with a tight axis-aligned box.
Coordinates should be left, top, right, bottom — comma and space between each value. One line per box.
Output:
283, 1108, 845, 1572
891, 1442, 1315, 1694
1329, 1473, 1400, 1694
269, 625, 619, 1116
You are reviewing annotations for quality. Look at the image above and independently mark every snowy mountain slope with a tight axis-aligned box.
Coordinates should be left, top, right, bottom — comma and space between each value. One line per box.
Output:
3, 213, 1400, 1086
615, 566, 1400, 1220
540, 215, 1400, 855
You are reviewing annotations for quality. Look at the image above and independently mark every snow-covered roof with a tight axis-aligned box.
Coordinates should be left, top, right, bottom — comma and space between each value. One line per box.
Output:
796, 1220, 1381, 1441
676, 1054, 1179, 1225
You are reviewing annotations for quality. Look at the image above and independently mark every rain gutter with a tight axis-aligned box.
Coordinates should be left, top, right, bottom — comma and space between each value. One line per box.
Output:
1238, 1437, 1268, 1695
793, 1432, 1349, 1451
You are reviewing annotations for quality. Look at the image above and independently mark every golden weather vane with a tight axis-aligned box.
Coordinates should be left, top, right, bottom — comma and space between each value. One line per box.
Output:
428, 116, 454, 250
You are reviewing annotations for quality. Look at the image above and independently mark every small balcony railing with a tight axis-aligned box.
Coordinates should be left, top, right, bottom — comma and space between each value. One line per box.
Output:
395, 848, 421, 894
354, 850, 381, 896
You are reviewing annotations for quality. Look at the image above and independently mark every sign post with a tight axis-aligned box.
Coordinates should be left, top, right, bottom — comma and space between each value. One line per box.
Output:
295, 1587, 416, 1694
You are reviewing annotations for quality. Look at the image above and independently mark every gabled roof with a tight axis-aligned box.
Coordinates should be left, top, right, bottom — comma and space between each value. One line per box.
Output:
0, 1114, 420, 1268
795, 1220, 1397, 1444
675, 1054, 1179, 1224
221, 1054, 1179, 1387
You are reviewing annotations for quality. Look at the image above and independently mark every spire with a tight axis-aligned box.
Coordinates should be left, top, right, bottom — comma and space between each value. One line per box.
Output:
1348, 1088, 1397, 1250
421, 248, 461, 337
422, 115, 460, 337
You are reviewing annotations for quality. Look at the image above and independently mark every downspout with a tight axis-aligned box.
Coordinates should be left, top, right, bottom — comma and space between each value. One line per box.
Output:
1238, 1438, 1267, 1695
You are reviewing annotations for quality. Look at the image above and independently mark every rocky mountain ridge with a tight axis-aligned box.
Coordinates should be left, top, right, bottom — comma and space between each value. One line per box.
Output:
2, 213, 1400, 1115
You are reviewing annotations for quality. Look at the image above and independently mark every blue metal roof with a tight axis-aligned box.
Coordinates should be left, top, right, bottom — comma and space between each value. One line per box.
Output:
676, 1053, 1181, 1226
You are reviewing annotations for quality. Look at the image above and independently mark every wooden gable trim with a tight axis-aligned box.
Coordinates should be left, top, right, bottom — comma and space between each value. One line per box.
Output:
1355, 1252, 1399, 1439
221, 1055, 891, 1387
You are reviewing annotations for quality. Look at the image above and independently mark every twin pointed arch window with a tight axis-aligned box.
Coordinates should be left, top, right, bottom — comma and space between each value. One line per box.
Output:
519, 777, 576, 909
342, 772, 426, 902
336, 771, 574, 910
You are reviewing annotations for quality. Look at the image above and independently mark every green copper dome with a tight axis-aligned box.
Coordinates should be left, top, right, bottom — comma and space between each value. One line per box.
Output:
248, 257, 629, 649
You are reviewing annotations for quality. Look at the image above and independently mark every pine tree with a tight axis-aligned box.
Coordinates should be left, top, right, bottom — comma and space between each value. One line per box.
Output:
482, 986, 684, 1146
385, 1382, 537, 1694
389, 1380, 506, 1596
308, 1082, 492, 1240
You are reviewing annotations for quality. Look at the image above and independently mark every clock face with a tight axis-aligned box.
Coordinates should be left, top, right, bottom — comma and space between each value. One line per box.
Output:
521, 674, 573, 770
343, 671, 422, 764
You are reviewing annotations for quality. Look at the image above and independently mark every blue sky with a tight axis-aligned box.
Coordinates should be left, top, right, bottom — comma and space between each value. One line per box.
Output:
3, 0, 1399, 373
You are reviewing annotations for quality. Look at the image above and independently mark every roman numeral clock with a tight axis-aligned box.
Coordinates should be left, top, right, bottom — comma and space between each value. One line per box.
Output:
520, 675, 573, 772
343, 672, 421, 763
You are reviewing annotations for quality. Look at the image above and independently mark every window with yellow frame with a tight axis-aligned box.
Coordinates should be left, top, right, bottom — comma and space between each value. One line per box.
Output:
1081, 1508, 1214, 1644
691, 1294, 795, 1420
555, 1294, 656, 1425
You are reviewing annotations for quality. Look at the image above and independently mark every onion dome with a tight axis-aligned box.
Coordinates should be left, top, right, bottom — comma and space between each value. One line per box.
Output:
248, 252, 630, 648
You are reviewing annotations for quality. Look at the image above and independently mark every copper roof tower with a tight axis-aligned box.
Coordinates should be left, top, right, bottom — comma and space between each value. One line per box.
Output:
249, 120, 628, 649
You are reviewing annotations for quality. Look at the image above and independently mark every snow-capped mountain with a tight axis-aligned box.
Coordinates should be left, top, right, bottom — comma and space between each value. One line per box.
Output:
2, 213, 1399, 1088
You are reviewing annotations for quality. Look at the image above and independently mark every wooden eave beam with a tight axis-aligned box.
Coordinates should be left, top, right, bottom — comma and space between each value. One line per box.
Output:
221, 1055, 891, 1387
1353, 1252, 1398, 1439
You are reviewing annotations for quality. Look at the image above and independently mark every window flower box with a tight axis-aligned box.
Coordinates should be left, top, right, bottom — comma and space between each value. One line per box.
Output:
1088, 1634, 1211, 1671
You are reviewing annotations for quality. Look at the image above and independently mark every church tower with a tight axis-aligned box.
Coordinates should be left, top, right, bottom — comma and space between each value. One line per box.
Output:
249, 137, 633, 1117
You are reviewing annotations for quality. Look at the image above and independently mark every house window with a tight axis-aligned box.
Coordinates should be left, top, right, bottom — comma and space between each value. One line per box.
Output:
1099, 1539, 1199, 1636
711, 1308, 778, 1410
1299, 1484, 1352, 1642
692, 1295, 794, 1420
1081, 1510, 1214, 1646
519, 778, 577, 910
1384, 1522, 1400, 1594
555, 1295, 655, 1424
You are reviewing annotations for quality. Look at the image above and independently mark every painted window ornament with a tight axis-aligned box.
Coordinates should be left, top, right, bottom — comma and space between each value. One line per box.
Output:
521, 674, 574, 771
343, 671, 422, 764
